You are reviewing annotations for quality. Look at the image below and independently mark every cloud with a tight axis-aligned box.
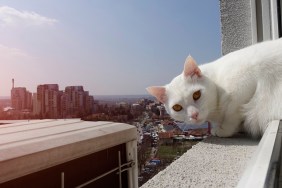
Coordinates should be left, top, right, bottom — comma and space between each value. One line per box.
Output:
0, 6, 58, 27
0, 44, 34, 62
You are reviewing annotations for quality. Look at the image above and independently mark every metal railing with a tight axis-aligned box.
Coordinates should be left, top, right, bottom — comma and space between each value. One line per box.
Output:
59, 151, 135, 188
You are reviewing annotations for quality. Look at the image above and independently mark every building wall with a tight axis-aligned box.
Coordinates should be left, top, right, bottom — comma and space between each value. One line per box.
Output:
62, 86, 93, 117
32, 93, 41, 116
220, 0, 254, 55
11, 87, 32, 111
23, 84, 94, 118
36, 84, 60, 118
220, 0, 281, 55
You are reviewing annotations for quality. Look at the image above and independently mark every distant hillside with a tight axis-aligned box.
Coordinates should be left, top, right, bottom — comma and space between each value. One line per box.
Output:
94, 95, 155, 105
95, 95, 153, 100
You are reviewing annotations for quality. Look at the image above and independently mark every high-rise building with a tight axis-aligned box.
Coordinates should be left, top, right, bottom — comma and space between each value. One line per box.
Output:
85, 94, 94, 114
33, 84, 94, 118
10, 79, 32, 111
33, 84, 61, 118
61, 86, 94, 117
32, 92, 40, 116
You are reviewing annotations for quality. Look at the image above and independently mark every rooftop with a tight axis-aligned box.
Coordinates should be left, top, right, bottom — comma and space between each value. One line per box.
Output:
0, 119, 136, 184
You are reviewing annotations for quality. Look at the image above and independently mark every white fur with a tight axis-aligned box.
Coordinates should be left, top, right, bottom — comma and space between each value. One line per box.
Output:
162, 39, 282, 137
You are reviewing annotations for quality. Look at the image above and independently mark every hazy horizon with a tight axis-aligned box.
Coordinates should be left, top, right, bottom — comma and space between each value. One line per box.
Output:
0, 1, 221, 96
0, 94, 154, 99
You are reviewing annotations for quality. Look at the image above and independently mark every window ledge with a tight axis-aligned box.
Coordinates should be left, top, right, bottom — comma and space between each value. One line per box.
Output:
142, 120, 282, 188
141, 129, 260, 187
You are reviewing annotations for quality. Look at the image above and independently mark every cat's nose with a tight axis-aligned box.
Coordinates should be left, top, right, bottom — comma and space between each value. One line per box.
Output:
191, 112, 199, 120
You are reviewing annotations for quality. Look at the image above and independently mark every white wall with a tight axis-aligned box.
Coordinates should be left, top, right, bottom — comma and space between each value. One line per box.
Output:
220, 0, 281, 55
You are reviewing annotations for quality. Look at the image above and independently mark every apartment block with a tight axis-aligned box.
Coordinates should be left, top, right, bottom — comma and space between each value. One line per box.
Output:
33, 85, 94, 118
33, 84, 61, 118
61, 86, 94, 118
11, 87, 32, 111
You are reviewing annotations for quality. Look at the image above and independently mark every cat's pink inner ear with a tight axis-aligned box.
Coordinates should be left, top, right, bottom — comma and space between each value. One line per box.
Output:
184, 56, 202, 78
146, 86, 167, 103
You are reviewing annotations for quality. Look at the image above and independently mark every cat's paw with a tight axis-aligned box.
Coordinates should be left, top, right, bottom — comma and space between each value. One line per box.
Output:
212, 127, 234, 138
211, 128, 217, 136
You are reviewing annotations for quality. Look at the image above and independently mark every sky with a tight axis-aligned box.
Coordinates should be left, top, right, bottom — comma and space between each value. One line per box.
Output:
0, 0, 221, 96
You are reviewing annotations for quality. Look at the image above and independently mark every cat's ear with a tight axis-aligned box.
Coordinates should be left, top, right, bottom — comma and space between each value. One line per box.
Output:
146, 86, 167, 103
183, 55, 202, 78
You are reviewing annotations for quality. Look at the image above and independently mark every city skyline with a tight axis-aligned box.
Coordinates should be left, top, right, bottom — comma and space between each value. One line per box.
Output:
0, 1, 221, 96
2, 79, 154, 98
10, 83, 94, 119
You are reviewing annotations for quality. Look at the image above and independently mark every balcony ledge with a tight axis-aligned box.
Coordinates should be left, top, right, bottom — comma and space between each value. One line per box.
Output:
141, 131, 259, 187
142, 120, 282, 188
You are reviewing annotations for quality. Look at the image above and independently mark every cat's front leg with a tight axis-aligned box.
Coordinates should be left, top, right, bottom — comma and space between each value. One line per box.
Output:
210, 126, 218, 136
211, 126, 236, 137
212, 113, 242, 137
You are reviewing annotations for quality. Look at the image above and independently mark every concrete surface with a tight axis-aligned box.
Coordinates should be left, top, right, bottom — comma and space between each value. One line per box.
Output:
220, 0, 254, 55
141, 134, 259, 188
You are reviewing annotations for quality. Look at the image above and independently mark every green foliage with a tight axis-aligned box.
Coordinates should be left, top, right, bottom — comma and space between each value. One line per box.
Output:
157, 142, 197, 160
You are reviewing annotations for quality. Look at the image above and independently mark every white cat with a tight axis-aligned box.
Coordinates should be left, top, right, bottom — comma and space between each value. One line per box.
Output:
147, 39, 282, 138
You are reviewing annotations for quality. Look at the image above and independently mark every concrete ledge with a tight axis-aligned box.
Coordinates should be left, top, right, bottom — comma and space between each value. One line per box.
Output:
141, 134, 259, 187
0, 119, 136, 183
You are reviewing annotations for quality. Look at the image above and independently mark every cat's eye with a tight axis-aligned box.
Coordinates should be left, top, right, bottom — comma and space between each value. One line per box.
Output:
193, 90, 201, 101
172, 104, 183, 112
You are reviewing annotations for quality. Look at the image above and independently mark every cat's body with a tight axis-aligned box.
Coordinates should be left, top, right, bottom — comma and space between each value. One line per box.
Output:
147, 39, 282, 137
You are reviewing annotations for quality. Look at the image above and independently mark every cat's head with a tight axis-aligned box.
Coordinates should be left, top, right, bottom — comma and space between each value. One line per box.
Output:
147, 56, 216, 125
